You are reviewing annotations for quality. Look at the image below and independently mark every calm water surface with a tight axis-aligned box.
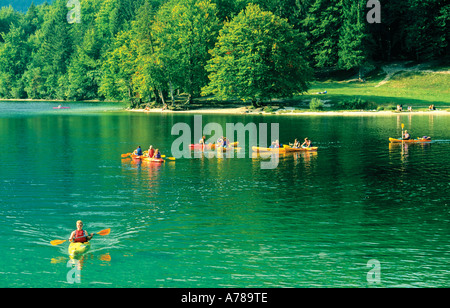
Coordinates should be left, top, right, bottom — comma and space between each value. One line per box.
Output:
0, 102, 449, 287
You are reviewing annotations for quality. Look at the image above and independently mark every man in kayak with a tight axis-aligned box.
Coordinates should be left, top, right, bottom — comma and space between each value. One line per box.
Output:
133, 146, 143, 156
402, 130, 411, 140
301, 137, 312, 148
147, 145, 155, 158
69, 220, 94, 243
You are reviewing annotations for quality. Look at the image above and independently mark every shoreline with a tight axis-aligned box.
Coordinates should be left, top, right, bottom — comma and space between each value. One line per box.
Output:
129, 107, 450, 116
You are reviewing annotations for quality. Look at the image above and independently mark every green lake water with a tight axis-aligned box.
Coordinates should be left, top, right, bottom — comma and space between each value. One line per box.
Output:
0, 101, 449, 288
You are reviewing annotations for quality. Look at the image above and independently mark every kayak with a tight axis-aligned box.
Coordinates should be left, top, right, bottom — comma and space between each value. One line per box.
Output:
283, 145, 318, 152
217, 147, 242, 152
189, 143, 215, 150
189, 142, 238, 150
252, 146, 286, 153
68, 242, 91, 257
53, 106, 70, 109
389, 137, 431, 143
142, 157, 164, 163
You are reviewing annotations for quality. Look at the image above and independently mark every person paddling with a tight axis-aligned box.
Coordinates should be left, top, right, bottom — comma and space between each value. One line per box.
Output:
402, 130, 411, 140
69, 220, 94, 243
301, 137, 312, 148
133, 146, 143, 156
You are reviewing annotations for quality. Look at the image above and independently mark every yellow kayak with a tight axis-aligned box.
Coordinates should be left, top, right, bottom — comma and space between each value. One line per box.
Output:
252, 146, 286, 153
283, 145, 318, 151
389, 137, 431, 143
68, 242, 91, 257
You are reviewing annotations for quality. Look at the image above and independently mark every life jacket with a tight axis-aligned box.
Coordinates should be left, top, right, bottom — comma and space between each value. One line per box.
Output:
74, 229, 87, 243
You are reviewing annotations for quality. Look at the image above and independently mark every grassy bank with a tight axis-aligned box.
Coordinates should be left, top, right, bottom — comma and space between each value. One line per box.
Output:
300, 64, 450, 111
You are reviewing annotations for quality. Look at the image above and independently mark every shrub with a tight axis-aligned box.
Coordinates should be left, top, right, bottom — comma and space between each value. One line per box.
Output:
263, 105, 274, 113
336, 98, 377, 110
309, 98, 324, 111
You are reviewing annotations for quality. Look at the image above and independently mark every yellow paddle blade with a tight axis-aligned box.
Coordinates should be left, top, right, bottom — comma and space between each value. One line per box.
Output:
99, 253, 111, 262
401, 123, 404, 129
121, 153, 131, 157
50, 239, 67, 246
97, 228, 110, 236
166, 157, 176, 161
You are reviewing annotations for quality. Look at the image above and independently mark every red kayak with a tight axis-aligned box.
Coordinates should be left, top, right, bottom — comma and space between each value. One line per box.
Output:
189, 143, 215, 150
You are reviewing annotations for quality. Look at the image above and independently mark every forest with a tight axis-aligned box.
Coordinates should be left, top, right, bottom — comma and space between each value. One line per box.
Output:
0, 0, 448, 106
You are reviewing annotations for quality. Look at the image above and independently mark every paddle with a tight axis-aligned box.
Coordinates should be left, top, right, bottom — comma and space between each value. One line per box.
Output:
50, 228, 111, 246
121, 153, 132, 158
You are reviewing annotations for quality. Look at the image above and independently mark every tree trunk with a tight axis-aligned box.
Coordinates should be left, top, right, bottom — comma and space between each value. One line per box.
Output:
158, 89, 166, 105
169, 81, 175, 106
184, 93, 192, 105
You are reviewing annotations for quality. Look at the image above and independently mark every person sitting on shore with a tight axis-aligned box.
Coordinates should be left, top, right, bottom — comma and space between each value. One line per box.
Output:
301, 138, 312, 148
402, 130, 411, 140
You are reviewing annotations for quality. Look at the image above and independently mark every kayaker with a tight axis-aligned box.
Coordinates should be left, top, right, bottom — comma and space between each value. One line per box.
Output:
402, 130, 411, 140
133, 146, 143, 156
153, 149, 161, 159
269, 140, 280, 148
217, 137, 224, 147
292, 139, 300, 148
223, 137, 228, 147
199, 136, 207, 145
147, 145, 155, 158
301, 137, 312, 148
69, 220, 93, 243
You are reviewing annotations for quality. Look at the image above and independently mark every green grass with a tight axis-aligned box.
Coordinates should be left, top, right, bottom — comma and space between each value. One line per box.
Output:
301, 70, 450, 110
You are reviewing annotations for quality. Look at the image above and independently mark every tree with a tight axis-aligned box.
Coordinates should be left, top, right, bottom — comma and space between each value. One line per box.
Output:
22, 0, 73, 99
303, 0, 343, 68
0, 24, 31, 98
404, 0, 448, 61
99, 28, 139, 102
338, 0, 368, 80
151, 0, 220, 104
202, 3, 312, 106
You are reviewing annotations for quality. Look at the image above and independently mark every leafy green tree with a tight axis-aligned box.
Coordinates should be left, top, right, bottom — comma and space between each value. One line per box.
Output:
338, 0, 368, 80
0, 5, 22, 42
202, 3, 311, 106
22, 0, 73, 99
151, 0, 220, 104
99, 28, 138, 102
0, 24, 31, 98
404, 0, 448, 61
303, 0, 342, 68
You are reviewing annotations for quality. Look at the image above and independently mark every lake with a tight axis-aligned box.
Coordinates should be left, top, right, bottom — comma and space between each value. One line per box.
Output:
0, 101, 449, 288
